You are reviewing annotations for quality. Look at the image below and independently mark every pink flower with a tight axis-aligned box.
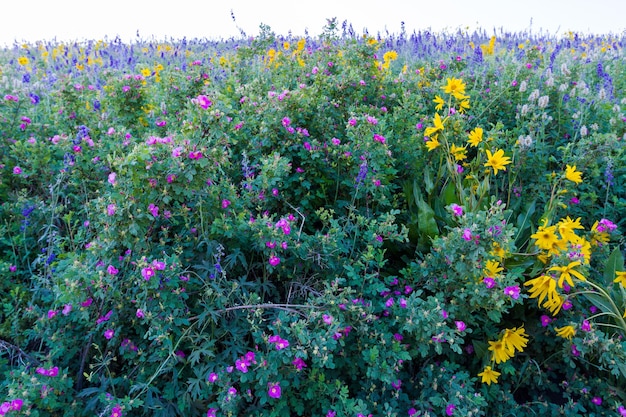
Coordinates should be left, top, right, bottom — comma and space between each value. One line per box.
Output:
172, 146, 183, 157
13, 166, 22, 175
581, 320, 591, 332
9, 265, 16, 272
540, 315, 552, 327
111, 405, 123, 417
292, 357, 307, 370
152, 260, 166, 270
104, 329, 114, 339
141, 266, 155, 280
148, 203, 159, 217
107, 265, 119, 275
195, 95, 212, 109
107, 204, 116, 216
504, 285, 520, 299
268, 255, 281, 266
208, 372, 218, 383
81, 298, 93, 307
323, 314, 333, 325
235, 359, 249, 373
221, 199, 231, 209
455, 321, 466, 332
268, 383, 281, 399
207, 408, 217, 417
592, 397, 602, 406
445, 404, 455, 416
122, 85, 131, 92
62, 304, 73, 315
462, 228, 473, 241
483, 277, 496, 288
450, 204, 463, 216
47, 310, 57, 319
348, 118, 357, 126
108, 172, 117, 186
331, 137, 341, 145
136, 309, 145, 318
373, 133, 386, 144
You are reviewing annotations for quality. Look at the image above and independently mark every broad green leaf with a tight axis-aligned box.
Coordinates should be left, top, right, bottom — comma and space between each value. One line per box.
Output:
603, 247, 624, 287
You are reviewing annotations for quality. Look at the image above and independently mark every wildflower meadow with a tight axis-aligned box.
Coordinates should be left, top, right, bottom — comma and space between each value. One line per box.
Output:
1, 19, 626, 417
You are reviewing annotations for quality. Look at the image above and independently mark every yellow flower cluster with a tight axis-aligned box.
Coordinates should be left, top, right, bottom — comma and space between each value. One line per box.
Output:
481, 326, 528, 384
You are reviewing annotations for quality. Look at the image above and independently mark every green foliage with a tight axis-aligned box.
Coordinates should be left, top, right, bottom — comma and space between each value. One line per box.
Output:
1, 27, 626, 416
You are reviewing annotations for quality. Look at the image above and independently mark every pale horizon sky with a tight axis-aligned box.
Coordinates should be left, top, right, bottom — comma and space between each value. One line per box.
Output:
1, 0, 625, 47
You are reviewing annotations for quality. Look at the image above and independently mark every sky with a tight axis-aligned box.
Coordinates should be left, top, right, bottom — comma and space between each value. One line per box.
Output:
1, 0, 625, 47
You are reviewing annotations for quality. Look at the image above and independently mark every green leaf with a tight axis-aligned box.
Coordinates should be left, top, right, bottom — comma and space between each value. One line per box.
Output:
603, 247, 624, 287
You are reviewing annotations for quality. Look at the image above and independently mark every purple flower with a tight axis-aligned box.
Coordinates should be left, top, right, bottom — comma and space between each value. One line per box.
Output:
13, 166, 22, 175
104, 329, 114, 339
462, 228, 473, 241
47, 310, 57, 319
618, 405, 626, 416
268, 255, 281, 267
268, 383, 281, 399
136, 309, 145, 318
207, 408, 217, 417
455, 321, 466, 332
504, 285, 520, 299
108, 172, 117, 186
62, 304, 72, 315
592, 396, 602, 406
323, 314, 333, 325
107, 204, 116, 216
141, 266, 155, 281
326, 411, 337, 417
450, 204, 463, 216
221, 199, 231, 209
445, 403, 456, 416
483, 277, 496, 288
540, 315, 552, 327
373, 133, 386, 144
195, 95, 212, 109
148, 204, 159, 218
235, 359, 249, 373
331, 137, 341, 145
292, 357, 307, 370
107, 265, 119, 275
208, 372, 218, 383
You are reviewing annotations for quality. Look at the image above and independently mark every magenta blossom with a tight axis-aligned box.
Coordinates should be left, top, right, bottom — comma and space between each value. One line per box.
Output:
207, 408, 217, 417
449, 203, 463, 216
268, 255, 281, 267
504, 285, 521, 299
107, 204, 116, 216
208, 372, 218, 383
141, 266, 155, 280
292, 357, 307, 370
104, 329, 114, 340
13, 166, 22, 175
148, 203, 159, 217
107, 265, 119, 275
221, 199, 231, 209
445, 404, 456, 416
483, 277, 496, 288
455, 321, 466, 332
268, 382, 281, 399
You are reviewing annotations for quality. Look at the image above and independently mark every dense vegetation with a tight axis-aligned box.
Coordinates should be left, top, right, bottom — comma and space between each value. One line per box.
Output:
1, 20, 625, 416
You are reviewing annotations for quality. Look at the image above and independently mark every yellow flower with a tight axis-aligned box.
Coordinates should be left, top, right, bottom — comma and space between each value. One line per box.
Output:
424, 113, 445, 137
467, 127, 483, 147
564, 165, 583, 184
555, 325, 576, 340
283, 41, 290, 50
530, 223, 559, 250
425, 136, 440, 151
524, 275, 559, 306
484, 149, 512, 175
141, 68, 152, 77
490, 242, 506, 259
433, 95, 445, 111
483, 260, 503, 278
557, 216, 584, 243
546, 237, 568, 257
488, 339, 513, 364
18, 56, 29, 66
478, 366, 501, 385
296, 38, 306, 51
567, 235, 591, 264
543, 292, 565, 315
383, 50, 398, 62
614, 271, 626, 287
442, 77, 467, 100
548, 261, 586, 288
450, 144, 467, 161
367, 37, 378, 46
590, 221, 610, 246
502, 326, 528, 354
458, 98, 470, 113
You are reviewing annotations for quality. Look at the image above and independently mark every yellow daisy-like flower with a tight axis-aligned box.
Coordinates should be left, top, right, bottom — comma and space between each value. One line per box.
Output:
488, 339, 513, 364
425, 136, 440, 152
589, 221, 611, 246
141, 68, 152, 77
424, 113, 445, 137
383, 50, 398, 62
478, 366, 501, 385
530, 223, 559, 251
567, 235, 592, 264
549, 261, 586, 288
502, 326, 529, 354
614, 271, 626, 287
555, 325, 576, 340
542, 292, 565, 315
433, 95, 445, 111
483, 260, 503, 278
467, 127, 483, 147
564, 165, 583, 184
524, 275, 559, 306
546, 237, 568, 257
18, 56, 29, 66
450, 144, 468, 161
557, 216, 584, 243
484, 149, 511, 175
442, 77, 467, 100
459, 98, 471, 113
490, 242, 506, 259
